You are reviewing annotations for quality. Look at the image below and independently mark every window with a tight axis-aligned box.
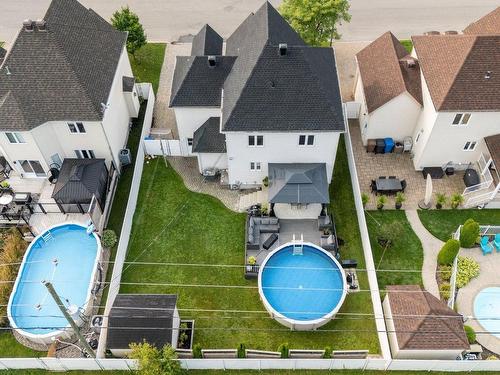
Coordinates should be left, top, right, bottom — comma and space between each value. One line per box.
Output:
299, 135, 314, 146
75, 149, 95, 159
248, 135, 263, 147
18, 160, 45, 177
6, 132, 25, 144
187, 138, 193, 146
250, 162, 261, 171
463, 141, 477, 151
452, 113, 471, 126
68, 122, 86, 133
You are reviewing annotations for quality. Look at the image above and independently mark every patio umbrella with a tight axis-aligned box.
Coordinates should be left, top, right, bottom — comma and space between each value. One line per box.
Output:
424, 173, 433, 207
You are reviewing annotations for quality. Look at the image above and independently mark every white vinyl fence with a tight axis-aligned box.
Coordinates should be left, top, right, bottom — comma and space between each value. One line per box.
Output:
144, 139, 182, 156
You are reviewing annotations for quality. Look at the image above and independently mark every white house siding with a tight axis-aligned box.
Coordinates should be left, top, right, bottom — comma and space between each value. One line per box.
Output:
0, 131, 47, 176
174, 107, 221, 156
382, 296, 400, 359
196, 153, 228, 174
354, 69, 370, 138
224, 132, 340, 187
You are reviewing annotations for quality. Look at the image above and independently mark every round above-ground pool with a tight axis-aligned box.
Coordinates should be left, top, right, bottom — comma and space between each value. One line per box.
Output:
474, 286, 500, 339
258, 242, 347, 330
8, 223, 102, 345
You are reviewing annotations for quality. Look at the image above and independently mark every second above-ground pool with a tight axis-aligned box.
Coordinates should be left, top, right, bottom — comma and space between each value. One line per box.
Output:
8, 223, 102, 345
259, 242, 347, 330
474, 287, 500, 339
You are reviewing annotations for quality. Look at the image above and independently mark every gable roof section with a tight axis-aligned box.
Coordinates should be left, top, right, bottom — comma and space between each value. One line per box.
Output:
0, 47, 6, 65
485, 134, 500, 174
192, 117, 226, 153
413, 34, 500, 111
191, 24, 223, 56
0, 0, 127, 131
356, 32, 422, 113
463, 7, 500, 35
386, 285, 469, 351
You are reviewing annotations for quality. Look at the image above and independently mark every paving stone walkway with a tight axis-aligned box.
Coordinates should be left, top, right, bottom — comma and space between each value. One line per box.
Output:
405, 210, 442, 298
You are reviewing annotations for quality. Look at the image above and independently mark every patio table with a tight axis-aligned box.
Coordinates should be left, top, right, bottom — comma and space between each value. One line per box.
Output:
376, 178, 402, 194
0, 194, 13, 205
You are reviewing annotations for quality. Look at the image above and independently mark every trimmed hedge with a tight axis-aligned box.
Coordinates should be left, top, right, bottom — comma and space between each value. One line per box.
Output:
437, 239, 460, 265
102, 229, 118, 248
464, 325, 476, 344
456, 256, 480, 288
460, 218, 479, 248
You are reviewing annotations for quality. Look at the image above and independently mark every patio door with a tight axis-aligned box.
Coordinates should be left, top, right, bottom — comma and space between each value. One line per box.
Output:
18, 160, 46, 177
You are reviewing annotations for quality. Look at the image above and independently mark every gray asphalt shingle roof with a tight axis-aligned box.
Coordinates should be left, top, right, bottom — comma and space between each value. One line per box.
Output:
191, 24, 223, 56
192, 117, 226, 153
0, 0, 127, 131
0, 47, 6, 65
268, 163, 330, 204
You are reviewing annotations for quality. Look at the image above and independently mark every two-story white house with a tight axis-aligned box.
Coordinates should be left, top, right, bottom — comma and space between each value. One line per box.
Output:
0, 0, 139, 215
169, 2, 345, 215
354, 7, 500, 207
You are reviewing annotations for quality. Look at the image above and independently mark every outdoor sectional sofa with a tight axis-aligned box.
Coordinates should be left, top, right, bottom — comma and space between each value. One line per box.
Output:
246, 216, 280, 250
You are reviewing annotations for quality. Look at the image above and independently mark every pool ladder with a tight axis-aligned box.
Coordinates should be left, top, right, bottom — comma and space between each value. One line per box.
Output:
292, 234, 304, 255
42, 231, 53, 243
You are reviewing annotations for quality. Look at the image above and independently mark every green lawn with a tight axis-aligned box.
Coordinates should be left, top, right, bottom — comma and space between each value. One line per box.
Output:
119, 136, 379, 353
365, 210, 423, 290
129, 43, 166, 94
400, 39, 413, 53
0, 332, 45, 358
418, 209, 500, 242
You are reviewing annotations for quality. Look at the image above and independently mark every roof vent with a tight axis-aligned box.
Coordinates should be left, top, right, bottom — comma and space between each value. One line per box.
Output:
35, 19, 47, 32
444, 30, 458, 35
279, 43, 288, 56
485, 71, 492, 80
5, 66, 11, 75
406, 58, 417, 68
269, 80, 276, 88
23, 19, 34, 32
424, 31, 440, 35
207, 55, 216, 68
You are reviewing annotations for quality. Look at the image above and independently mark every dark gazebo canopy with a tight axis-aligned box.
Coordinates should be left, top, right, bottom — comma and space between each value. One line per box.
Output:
52, 159, 108, 207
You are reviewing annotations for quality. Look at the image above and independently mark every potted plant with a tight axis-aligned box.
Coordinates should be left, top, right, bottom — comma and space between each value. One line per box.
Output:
450, 193, 464, 209
0, 181, 10, 188
262, 176, 269, 187
247, 256, 256, 265
395, 192, 405, 210
435, 193, 447, 209
377, 195, 387, 210
261, 202, 269, 216
361, 193, 369, 209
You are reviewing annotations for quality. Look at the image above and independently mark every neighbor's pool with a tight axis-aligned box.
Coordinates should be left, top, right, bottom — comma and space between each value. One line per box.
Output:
474, 286, 500, 339
258, 243, 346, 330
8, 223, 102, 344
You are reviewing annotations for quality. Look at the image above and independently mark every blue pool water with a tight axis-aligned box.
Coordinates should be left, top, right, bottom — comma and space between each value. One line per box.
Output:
260, 245, 345, 321
474, 287, 500, 339
8, 224, 99, 335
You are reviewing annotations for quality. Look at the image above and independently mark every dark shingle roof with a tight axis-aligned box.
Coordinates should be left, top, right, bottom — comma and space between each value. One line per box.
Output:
191, 24, 223, 56
413, 34, 500, 111
52, 158, 108, 206
463, 7, 500, 35
485, 134, 500, 173
268, 163, 330, 204
386, 285, 469, 351
0, 47, 6, 65
192, 117, 226, 153
356, 32, 422, 113
170, 56, 236, 107
0, 0, 127, 131
122, 76, 135, 92
107, 294, 177, 350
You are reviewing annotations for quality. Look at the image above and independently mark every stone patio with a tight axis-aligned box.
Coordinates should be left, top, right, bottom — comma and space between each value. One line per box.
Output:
349, 120, 466, 210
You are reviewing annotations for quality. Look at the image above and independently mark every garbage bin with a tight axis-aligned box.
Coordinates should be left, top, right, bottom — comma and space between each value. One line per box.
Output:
384, 138, 394, 153
375, 139, 385, 154
366, 139, 376, 153
394, 142, 404, 154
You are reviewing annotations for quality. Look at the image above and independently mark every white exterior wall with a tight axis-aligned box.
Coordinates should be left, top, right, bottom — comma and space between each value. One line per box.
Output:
224, 132, 340, 187
196, 153, 228, 174
354, 71, 370, 138
0, 131, 47, 176
173, 107, 221, 156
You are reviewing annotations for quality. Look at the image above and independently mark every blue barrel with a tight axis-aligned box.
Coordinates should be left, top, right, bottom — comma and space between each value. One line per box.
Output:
384, 138, 394, 153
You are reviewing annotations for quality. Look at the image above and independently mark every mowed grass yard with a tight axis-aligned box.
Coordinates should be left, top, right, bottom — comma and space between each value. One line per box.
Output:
418, 209, 500, 242
365, 210, 423, 290
119, 136, 379, 353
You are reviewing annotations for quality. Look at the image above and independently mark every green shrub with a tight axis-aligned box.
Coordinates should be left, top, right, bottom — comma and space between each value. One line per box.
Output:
437, 239, 460, 265
377, 195, 387, 209
464, 325, 476, 344
262, 176, 269, 187
450, 193, 464, 209
323, 346, 332, 359
102, 229, 118, 248
438, 265, 452, 281
192, 343, 202, 358
486, 355, 498, 360
128, 341, 182, 375
439, 283, 451, 300
460, 219, 480, 248
435, 193, 447, 209
456, 256, 480, 288
237, 343, 246, 358
361, 193, 369, 208
278, 343, 289, 358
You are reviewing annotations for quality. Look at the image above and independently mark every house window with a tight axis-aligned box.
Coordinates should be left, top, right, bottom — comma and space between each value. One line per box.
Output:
463, 141, 477, 151
6, 132, 25, 144
75, 149, 95, 159
452, 113, 471, 126
248, 135, 263, 147
250, 162, 261, 171
68, 122, 86, 133
187, 138, 193, 146
299, 135, 314, 146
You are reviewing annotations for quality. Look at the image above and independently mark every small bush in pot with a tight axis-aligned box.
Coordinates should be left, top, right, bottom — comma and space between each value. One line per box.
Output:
460, 218, 480, 248
361, 193, 369, 208
376, 195, 387, 210
102, 229, 118, 248
395, 192, 405, 209
247, 256, 256, 265
450, 193, 464, 209
437, 239, 460, 265
435, 193, 447, 209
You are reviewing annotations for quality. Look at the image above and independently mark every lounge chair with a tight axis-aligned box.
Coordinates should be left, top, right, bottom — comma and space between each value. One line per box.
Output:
480, 236, 493, 255
494, 234, 500, 252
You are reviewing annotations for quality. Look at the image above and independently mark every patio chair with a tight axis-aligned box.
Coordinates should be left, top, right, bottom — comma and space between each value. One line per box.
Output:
389, 176, 396, 179
370, 180, 377, 193
401, 179, 407, 193
379, 176, 386, 179
494, 234, 500, 252
480, 236, 493, 255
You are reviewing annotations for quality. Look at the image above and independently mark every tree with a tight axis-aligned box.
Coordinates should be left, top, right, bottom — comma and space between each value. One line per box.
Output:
280, 0, 351, 46
111, 6, 147, 57
129, 341, 183, 375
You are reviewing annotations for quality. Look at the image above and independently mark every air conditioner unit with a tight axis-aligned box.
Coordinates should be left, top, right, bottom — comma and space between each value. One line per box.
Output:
119, 149, 132, 167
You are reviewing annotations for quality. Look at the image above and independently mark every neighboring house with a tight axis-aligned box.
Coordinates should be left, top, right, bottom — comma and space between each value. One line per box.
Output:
170, 2, 345, 199
0, 0, 139, 213
383, 285, 469, 360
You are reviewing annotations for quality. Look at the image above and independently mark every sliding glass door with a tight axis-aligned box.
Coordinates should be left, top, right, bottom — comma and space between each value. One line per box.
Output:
18, 160, 46, 177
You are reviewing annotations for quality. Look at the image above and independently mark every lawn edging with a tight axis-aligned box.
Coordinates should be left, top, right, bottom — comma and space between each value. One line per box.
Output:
344, 127, 391, 359
96, 83, 155, 358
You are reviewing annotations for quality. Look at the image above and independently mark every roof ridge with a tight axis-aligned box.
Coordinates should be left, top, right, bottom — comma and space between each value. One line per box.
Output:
388, 32, 409, 97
